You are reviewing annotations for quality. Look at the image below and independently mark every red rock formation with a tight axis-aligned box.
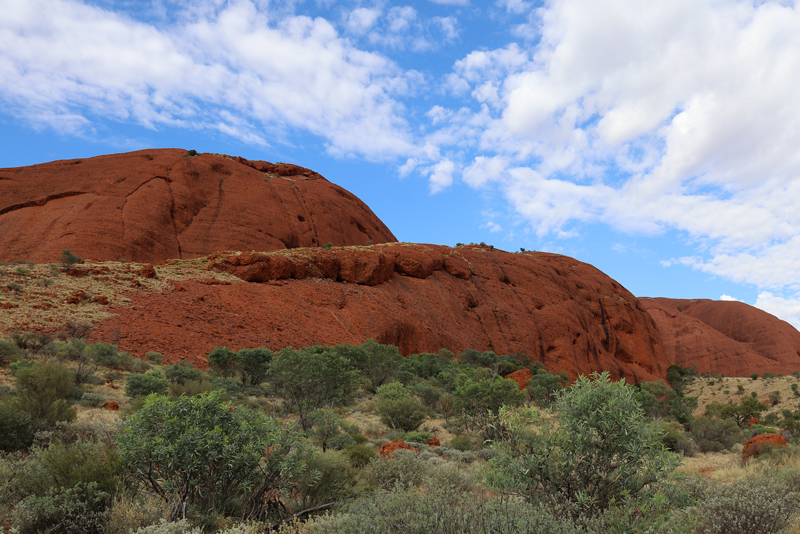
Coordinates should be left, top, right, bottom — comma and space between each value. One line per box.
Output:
89, 244, 669, 382
427, 437, 441, 447
642, 298, 800, 376
506, 369, 534, 390
101, 401, 119, 410
0, 149, 396, 264
379, 440, 420, 457
742, 432, 786, 460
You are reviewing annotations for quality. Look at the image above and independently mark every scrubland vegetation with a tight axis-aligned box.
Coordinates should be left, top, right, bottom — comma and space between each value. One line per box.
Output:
3, 332, 800, 533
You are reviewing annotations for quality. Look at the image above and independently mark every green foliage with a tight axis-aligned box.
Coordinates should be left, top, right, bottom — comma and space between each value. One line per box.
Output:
290, 487, 590, 534
125, 371, 169, 398
402, 431, 432, 443
692, 477, 800, 534
307, 409, 356, 452
705, 395, 768, 427
0, 339, 22, 364
375, 385, 429, 432
269, 347, 359, 430
236, 347, 272, 385
145, 351, 164, 365
12, 482, 111, 534
294, 450, 358, 508
118, 390, 312, 522
60, 249, 81, 271
0, 397, 34, 450
454, 376, 525, 435
186, 149, 198, 157
362, 449, 428, 489
208, 346, 238, 378
660, 421, 696, 456
14, 362, 77, 435
763, 372, 776, 379
488, 372, 679, 518
163, 361, 202, 386
665, 392, 698, 424
343, 444, 376, 468
690, 417, 743, 452
411, 381, 442, 409
449, 435, 474, 451
526, 369, 569, 407
79, 392, 107, 407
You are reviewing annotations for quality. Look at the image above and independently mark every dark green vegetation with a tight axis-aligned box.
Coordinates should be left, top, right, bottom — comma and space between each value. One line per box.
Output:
3, 336, 800, 533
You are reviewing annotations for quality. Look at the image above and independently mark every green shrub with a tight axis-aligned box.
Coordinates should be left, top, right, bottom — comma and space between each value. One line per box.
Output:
79, 392, 106, 407
212, 377, 241, 394
344, 444, 376, 467
133, 519, 202, 534
690, 417, 743, 451
236, 347, 272, 386
295, 450, 358, 508
488, 372, 679, 518
125, 371, 169, 398
60, 249, 81, 271
449, 435, 474, 451
362, 449, 428, 489
403, 431, 433, 443
0, 397, 34, 450
692, 477, 800, 534
13, 482, 111, 534
164, 361, 202, 385
145, 352, 164, 365
15, 362, 76, 434
660, 421, 696, 456
208, 346, 237, 378
763, 372, 777, 379
169, 379, 215, 398
351, 432, 368, 444
377, 396, 429, 432
118, 390, 312, 521
0, 339, 22, 364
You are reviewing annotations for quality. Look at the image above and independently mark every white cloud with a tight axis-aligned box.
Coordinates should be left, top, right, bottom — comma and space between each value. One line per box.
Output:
0, 0, 415, 158
462, 155, 508, 188
346, 7, 381, 35
429, 0, 469, 5
424, 0, 800, 324
720, 294, 739, 302
484, 221, 503, 232
426, 158, 457, 193
756, 292, 800, 330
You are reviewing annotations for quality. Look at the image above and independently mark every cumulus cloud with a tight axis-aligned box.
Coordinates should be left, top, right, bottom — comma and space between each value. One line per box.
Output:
423, 0, 800, 325
720, 294, 739, 302
0, 0, 415, 158
426, 158, 457, 193
756, 292, 800, 330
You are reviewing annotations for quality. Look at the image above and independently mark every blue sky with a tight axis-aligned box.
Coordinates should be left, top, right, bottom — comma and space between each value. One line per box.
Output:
3, 0, 800, 327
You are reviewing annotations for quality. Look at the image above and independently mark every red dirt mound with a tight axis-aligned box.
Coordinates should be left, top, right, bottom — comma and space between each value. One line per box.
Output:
379, 440, 420, 457
89, 244, 669, 382
641, 298, 800, 376
0, 149, 396, 264
742, 432, 787, 461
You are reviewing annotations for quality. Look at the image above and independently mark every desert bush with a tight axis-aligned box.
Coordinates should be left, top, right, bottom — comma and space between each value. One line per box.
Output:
12, 482, 111, 534
105, 492, 170, 534
236, 347, 273, 386
208, 346, 238, 377
690, 416, 743, 451
0, 398, 34, 450
145, 351, 164, 365
377, 396, 429, 432
79, 392, 106, 407
0, 339, 22, 364
170, 378, 215, 398
212, 377, 241, 394
693, 477, 800, 533
280, 487, 590, 534
164, 361, 202, 385
343, 444, 376, 468
125, 371, 169, 397
60, 249, 81, 271
402, 431, 432, 443
449, 435, 474, 451
454, 376, 525, 436
527, 369, 569, 407
660, 423, 695, 458
119, 351, 151, 373
411, 380, 442, 409
424, 461, 476, 494
14, 362, 76, 434
294, 450, 358, 509
362, 449, 429, 489
118, 390, 312, 522
269, 347, 359, 430
488, 372, 679, 518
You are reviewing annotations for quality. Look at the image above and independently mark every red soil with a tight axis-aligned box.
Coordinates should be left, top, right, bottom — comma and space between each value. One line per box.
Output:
379, 440, 420, 457
0, 149, 396, 264
505, 369, 534, 390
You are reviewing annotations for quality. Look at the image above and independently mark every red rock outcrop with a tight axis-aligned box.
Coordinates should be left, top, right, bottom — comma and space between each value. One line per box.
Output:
506, 369, 534, 390
642, 298, 800, 376
742, 432, 786, 461
0, 149, 396, 264
427, 437, 441, 447
379, 440, 420, 457
89, 244, 669, 382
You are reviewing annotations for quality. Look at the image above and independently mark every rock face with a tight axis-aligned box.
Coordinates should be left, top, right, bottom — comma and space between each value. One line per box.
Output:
0, 149, 396, 264
379, 440, 420, 457
90, 244, 669, 382
641, 298, 800, 376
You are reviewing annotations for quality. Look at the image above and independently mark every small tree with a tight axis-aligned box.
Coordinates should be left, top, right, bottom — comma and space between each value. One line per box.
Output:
269, 348, 359, 430
60, 250, 81, 271
454, 376, 525, 435
375, 383, 429, 432
207, 347, 237, 378
236, 348, 272, 386
488, 372, 679, 518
